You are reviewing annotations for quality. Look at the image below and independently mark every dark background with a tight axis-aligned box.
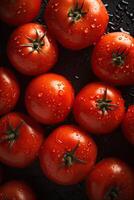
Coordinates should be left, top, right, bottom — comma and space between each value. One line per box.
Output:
0, 0, 134, 199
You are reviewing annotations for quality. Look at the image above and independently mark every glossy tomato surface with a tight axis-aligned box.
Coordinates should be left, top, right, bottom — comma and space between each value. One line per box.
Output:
73, 82, 125, 134
122, 105, 134, 145
7, 23, 58, 76
0, 181, 36, 200
44, 0, 109, 50
40, 125, 97, 185
92, 32, 134, 85
0, 0, 41, 26
25, 73, 75, 125
87, 158, 134, 200
0, 112, 44, 168
0, 67, 20, 116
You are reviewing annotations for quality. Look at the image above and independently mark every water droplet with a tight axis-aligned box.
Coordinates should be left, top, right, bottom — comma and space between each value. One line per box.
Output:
91, 24, 96, 28
58, 90, 64, 96
84, 28, 89, 33
17, 10, 21, 15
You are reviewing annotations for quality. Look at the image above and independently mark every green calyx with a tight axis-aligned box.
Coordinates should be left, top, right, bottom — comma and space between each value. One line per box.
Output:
68, 0, 88, 22
21, 29, 46, 53
112, 48, 127, 67
104, 187, 119, 200
63, 141, 86, 167
96, 88, 118, 113
0, 120, 24, 147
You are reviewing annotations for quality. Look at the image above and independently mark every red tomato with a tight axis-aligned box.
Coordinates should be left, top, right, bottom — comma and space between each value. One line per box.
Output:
0, 181, 36, 200
86, 158, 134, 200
0, 0, 41, 26
73, 82, 125, 135
39, 125, 97, 185
44, 0, 109, 50
0, 112, 44, 168
7, 23, 58, 76
122, 105, 134, 145
92, 32, 134, 85
25, 73, 74, 125
0, 67, 20, 116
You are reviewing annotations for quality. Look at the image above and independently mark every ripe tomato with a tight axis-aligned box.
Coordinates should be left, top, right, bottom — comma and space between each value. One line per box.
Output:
25, 73, 74, 125
92, 32, 134, 85
0, 112, 44, 168
7, 23, 58, 76
86, 158, 134, 200
0, 67, 20, 116
122, 105, 134, 145
0, 181, 36, 200
0, 0, 41, 26
44, 0, 109, 50
73, 82, 125, 135
39, 125, 97, 185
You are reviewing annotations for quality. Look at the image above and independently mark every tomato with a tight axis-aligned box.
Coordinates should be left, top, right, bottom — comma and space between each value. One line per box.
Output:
0, 181, 36, 200
73, 82, 125, 135
0, 112, 43, 168
122, 105, 134, 145
0, 0, 41, 26
0, 67, 20, 116
25, 73, 74, 125
44, 0, 109, 50
7, 23, 58, 76
39, 125, 97, 185
92, 32, 134, 85
86, 158, 134, 200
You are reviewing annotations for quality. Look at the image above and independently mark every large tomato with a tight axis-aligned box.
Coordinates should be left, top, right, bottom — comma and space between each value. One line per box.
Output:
92, 32, 134, 85
7, 23, 58, 76
0, 181, 36, 200
25, 73, 74, 125
0, 67, 20, 116
0, 0, 41, 26
0, 112, 44, 168
44, 0, 109, 50
122, 105, 134, 145
39, 125, 97, 185
73, 82, 125, 134
86, 158, 134, 200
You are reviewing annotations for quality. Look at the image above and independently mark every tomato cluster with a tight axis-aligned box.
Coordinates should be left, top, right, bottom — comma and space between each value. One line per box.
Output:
0, 0, 134, 200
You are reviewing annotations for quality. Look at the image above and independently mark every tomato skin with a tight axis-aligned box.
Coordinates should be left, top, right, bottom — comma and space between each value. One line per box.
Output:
7, 23, 58, 76
0, 67, 20, 116
73, 82, 125, 135
0, 112, 44, 168
0, 181, 36, 200
122, 105, 134, 145
39, 125, 97, 185
86, 158, 134, 200
44, 0, 109, 50
25, 73, 74, 125
0, 0, 41, 26
92, 32, 134, 85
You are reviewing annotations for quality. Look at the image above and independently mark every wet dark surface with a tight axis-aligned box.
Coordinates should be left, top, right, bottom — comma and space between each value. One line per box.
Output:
0, 0, 134, 199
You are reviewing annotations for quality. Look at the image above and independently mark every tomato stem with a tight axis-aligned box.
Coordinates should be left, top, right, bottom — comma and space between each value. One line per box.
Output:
96, 88, 118, 113
112, 48, 127, 66
68, 0, 87, 22
63, 141, 86, 167
104, 187, 119, 200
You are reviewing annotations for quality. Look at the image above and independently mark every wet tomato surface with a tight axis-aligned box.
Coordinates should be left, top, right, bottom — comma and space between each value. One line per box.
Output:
25, 73, 75, 125
0, 112, 44, 168
7, 23, 58, 76
86, 158, 134, 200
0, 67, 20, 116
40, 125, 97, 185
92, 32, 134, 85
44, 0, 109, 50
73, 82, 125, 135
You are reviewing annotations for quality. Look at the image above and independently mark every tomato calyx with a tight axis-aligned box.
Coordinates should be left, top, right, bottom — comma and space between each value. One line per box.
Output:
21, 29, 46, 53
112, 49, 127, 67
63, 141, 86, 167
96, 88, 118, 113
68, 0, 87, 22
0, 120, 24, 147
104, 187, 119, 200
